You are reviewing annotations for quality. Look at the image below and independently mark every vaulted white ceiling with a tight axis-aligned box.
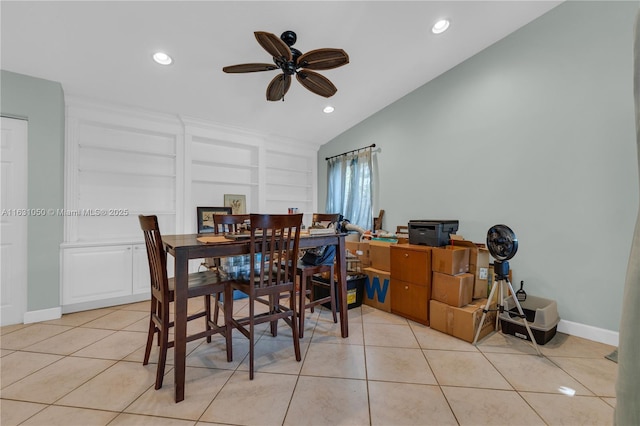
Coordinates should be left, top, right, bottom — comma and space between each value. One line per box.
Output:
1, 1, 562, 146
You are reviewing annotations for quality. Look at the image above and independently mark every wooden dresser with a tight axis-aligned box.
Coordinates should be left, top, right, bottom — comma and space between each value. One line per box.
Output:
390, 244, 432, 325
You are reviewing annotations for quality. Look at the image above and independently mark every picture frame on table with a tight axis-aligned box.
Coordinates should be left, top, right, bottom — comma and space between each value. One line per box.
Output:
224, 194, 246, 215
197, 206, 233, 234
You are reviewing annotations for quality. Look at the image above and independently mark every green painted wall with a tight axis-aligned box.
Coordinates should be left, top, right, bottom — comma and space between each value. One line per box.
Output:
1, 70, 65, 311
319, 1, 639, 332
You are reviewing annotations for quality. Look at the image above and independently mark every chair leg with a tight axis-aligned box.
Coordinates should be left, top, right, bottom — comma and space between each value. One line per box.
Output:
270, 294, 278, 337
299, 271, 308, 338
155, 306, 170, 390
213, 292, 221, 325
224, 284, 233, 362
290, 288, 301, 362
143, 298, 157, 365
309, 277, 315, 314
249, 298, 255, 380
205, 294, 212, 343
156, 301, 163, 346
329, 270, 338, 324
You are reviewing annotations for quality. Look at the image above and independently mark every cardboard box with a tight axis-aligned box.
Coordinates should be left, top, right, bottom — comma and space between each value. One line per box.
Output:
431, 246, 470, 275
369, 240, 396, 272
451, 236, 490, 298
431, 272, 474, 307
363, 267, 391, 312
346, 241, 370, 268
429, 298, 496, 343
345, 233, 361, 242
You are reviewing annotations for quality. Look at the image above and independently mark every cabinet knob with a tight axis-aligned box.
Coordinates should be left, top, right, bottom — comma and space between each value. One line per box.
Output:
404, 253, 409, 258
404, 285, 409, 290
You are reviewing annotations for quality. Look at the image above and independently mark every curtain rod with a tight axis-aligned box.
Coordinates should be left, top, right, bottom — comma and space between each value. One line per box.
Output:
325, 143, 376, 161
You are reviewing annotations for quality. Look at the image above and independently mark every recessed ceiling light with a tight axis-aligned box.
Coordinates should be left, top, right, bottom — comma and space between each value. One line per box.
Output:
432, 19, 450, 34
153, 52, 173, 65
323, 106, 335, 114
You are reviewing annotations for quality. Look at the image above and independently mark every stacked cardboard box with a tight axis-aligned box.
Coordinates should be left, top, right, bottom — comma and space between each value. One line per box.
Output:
363, 240, 396, 312
346, 241, 370, 268
429, 244, 496, 342
450, 236, 490, 299
430, 298, 497, 343
431, 246, 473, 308
363, 267, 391, 312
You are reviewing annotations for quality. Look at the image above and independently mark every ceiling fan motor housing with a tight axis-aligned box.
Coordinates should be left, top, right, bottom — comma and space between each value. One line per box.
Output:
280, 30, 297, 46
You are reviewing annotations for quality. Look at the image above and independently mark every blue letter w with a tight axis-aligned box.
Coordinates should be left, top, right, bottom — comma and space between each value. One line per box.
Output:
365, 276, 389, 302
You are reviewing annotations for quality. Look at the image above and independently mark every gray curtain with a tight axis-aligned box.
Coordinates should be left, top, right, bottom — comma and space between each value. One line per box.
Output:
615, 9, 640, 426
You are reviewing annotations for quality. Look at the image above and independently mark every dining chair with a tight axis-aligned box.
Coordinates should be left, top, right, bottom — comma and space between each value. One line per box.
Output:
207, 213, 251, 324
296, 213, 340, 338
227, 213, 303, 379
202, 214, 250, 270
213, 213, 250, 234
138, 215, 233, 390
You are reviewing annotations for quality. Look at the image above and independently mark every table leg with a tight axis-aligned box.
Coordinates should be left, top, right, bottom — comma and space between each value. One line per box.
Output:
174, 250, 188, 403
336, 235, 349, 338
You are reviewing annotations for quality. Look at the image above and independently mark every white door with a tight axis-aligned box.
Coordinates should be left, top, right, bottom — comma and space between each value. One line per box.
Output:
1, 117, 28, 326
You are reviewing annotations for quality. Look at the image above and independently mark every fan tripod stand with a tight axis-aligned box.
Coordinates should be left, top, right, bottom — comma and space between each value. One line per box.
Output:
472, 260, 542, 355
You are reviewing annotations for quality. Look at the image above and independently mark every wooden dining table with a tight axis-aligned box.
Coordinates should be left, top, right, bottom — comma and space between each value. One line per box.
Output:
161, 231, 349, 403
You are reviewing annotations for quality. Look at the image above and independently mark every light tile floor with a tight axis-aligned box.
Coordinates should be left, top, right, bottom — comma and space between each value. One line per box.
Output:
1, 299, 618, 425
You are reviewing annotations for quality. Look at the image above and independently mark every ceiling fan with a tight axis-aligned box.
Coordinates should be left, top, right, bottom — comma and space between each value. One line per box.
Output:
222, 30, 349, 101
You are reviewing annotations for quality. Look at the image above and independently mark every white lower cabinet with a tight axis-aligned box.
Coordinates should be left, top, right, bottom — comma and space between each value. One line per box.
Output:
132, 244, 151, 295
62, 243, 151, 311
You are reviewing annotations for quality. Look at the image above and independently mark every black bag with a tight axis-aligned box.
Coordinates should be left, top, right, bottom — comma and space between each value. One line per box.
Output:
301, 244, 336, 266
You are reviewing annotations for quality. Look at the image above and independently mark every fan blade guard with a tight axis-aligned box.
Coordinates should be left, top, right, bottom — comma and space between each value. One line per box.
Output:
486, 224, 518, 261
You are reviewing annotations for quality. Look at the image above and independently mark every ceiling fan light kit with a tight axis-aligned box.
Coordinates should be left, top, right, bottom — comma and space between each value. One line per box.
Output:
222, 30, 349, 101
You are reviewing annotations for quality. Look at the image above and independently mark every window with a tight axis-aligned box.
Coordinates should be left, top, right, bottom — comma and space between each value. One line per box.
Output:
326, 150, 373, 230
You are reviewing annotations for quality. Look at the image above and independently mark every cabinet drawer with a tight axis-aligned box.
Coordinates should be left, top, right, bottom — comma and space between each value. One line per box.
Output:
390, 278, 430, 326
390, 244, 432, 285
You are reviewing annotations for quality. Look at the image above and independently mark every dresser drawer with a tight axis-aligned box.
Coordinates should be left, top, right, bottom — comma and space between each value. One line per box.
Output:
390, 278, 430, 325
390, 244, 432, 285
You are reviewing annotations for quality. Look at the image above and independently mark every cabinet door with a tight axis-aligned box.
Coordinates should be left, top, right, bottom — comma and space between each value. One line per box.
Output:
390, 279, 430, 325
62, 245, 133, 305
132, 244, 151, 295
390, 245, 431, 285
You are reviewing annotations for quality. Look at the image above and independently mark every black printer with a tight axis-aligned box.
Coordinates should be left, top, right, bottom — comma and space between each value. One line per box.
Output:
408, 220, 459, 246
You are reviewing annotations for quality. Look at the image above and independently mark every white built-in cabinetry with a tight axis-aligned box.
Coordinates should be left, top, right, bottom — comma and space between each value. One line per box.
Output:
61, 99, 319, 313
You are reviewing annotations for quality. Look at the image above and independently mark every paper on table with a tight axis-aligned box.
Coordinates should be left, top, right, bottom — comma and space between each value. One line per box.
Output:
197, 235, 230, 244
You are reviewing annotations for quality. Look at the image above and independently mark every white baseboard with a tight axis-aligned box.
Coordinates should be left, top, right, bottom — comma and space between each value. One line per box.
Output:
23, 306, 62, 324
557, 319, 619, 347
61, 293, 150, 314
19, 302, 619, 348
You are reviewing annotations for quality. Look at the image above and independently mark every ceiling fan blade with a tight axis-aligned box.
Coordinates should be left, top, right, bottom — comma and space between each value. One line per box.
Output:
254, 31, 292, 61
296, 70, 337, 98
297, 48, 349, 70
222, 63, 279, 73
266, 73, 291, 101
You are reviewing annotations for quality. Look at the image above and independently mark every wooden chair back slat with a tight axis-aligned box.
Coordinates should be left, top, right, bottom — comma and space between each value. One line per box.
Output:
213, 214, 250, 234
311, 213, 340, 226
249, 213, 302, 291
138, 215, 169, 299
